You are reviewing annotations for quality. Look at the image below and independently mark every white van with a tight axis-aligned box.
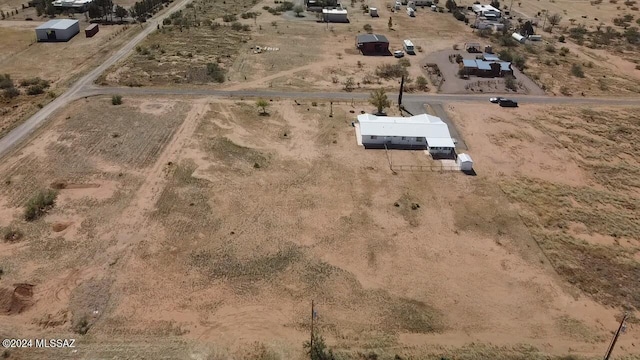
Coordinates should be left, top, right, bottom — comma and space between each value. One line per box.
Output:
403, 39, 415, 54
407, 7, 415, 16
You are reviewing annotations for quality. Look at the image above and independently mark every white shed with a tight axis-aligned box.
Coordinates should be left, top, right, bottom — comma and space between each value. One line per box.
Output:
511, 32, 526, 43
35, 19, 80, 42
322, 8, 348, 22
457, 153, 473, 171
356, 113, 456, 155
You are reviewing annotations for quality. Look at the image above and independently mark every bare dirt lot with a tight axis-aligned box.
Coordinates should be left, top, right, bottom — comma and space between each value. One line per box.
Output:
0, 96, 638, 359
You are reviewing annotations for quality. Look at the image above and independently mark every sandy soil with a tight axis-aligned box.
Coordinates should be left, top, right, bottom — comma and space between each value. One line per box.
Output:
0, 96, 637, 359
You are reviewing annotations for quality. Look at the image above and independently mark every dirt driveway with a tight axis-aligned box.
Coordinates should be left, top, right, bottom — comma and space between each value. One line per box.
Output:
424, 48, 545, 95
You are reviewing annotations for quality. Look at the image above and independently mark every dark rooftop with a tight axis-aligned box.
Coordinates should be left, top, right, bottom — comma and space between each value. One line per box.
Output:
356, 34, 389, 43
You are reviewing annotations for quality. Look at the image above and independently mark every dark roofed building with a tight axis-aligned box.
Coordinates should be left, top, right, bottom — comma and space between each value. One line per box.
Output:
356, 34, 390, 55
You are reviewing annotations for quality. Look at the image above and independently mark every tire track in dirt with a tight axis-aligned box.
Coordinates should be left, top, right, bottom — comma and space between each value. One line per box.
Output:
103, 99, 210, 256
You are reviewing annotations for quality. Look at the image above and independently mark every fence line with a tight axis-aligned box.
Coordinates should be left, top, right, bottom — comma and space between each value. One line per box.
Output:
391, 164, 460, 172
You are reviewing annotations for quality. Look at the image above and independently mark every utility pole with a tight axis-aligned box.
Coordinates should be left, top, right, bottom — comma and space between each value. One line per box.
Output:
398, 75, 405, 112
542, 9, 547, 31
509, 0, 514, 14
604, 313, 628, 360
310, 300, 315, 359
329, 101, 333, 117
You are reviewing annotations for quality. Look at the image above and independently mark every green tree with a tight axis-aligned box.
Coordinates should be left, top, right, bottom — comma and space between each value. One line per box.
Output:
363, 23, 372, 33
343, 77, 355, 92
115, 5, 127, 20
88, 3, 102, 18
369, 88, 390, 114
303, 333, 336, 360
445, 0, 457, 12
293, 4, 304, 16
416, 76, 428, 91
256, 98, 269, 114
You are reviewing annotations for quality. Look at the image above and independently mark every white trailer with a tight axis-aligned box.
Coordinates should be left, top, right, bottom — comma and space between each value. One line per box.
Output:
407, 7, 415, 16
403, 39, 415, 54
369, 7, 378, 16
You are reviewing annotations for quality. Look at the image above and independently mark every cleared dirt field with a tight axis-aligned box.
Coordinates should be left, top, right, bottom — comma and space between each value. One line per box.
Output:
0, 96, 638, 359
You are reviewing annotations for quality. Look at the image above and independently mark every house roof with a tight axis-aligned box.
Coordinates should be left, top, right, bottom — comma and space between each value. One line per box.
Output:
323, 8, 347, 14
482, 53, 500, 61
357, 113, 455, 148
463, 59, 478, 68
36, 19, 79, 30
475, 60, 511, 71
356, 34, 389, 44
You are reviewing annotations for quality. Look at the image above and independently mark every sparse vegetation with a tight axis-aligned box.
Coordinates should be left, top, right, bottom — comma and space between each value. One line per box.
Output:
363, 24, 373, 33
375, 63, 408, 79
207, 62, 226, 83
24, 189, 58, 221
111, 94, 123, 105
369, 88, 390, 114
571, 63, 585, 77
256, 98, 270, 114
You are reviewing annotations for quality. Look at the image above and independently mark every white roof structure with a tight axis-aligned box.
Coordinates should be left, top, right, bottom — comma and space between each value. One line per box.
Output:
357, 113, 455, 148
52, 0, 92, 7
322, 8, 348, 14
458, 153, 473, 163
35, 19, 79, 30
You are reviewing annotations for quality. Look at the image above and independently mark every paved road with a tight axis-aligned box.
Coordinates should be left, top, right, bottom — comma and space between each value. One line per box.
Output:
76, 85, 640, 105
0, 0, 193, 159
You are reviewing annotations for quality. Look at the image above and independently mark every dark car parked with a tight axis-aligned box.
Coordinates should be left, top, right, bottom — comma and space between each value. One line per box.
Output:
498, 99, 518, 107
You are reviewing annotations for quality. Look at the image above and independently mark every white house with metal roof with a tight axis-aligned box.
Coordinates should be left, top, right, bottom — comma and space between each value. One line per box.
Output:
35, 19, 80, 42
356, 113, 456, 155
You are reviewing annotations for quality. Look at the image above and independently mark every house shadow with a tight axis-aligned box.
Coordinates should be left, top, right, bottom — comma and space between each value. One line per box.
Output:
359, 49, 393, 56
462, 169, 477, 176
363, 144, 427, 150
431, 152, 457, 160
316, 20, 351, 23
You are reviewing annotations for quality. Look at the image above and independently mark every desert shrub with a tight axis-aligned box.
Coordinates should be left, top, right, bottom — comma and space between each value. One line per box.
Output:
498, 49, 513, 62
560, 85, 571, 95
3, 228, 23, 243
342, 77, 355, 92
362, 73, 376, 84
513, 54, 526, 69
222, 14, 237, 22
375, 63, 408, 79
504, 75, 517, 90
3, 87, 19, 99
416, 76, 429, 91
571, 63, 585, 77
230, 21, 243, 30
499, 34, 517, 46
363, 23, 372, 32
558, 35, 566, 42
207, 63, 226, 83
72, 315, 91, 335
275, 1, 294, 11
242, 24, 251, 31
398, 58, 411, 67
0, 74, 13, 89
20, 77, 49, 87
111, 94, 123, 105
545, 44, 556, 52
163, 18, 171, 25
24, 189, 58, 221
453, 44, 459, 50
26, 84, 45, 95
559, 46, 570, 55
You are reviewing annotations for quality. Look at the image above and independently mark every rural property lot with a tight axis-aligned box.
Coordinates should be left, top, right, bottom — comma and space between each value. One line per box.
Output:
0, 96, 638, 359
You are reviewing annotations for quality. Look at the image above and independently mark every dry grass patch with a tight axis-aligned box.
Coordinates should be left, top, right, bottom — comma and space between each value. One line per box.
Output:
496, 107, 640, 309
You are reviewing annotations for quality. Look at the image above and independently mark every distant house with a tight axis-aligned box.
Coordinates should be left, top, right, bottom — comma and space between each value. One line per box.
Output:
355, 34, 390, 55
474, 60, 512, 77
52, 0, 93, 12
322, 8, 348, 22
356, 113, 456, 156
35, 19, 80, 42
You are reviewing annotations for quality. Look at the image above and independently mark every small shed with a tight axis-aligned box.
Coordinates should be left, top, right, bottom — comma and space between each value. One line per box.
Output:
85, 23, 99, 37
322, 8, 348, 22
512, 32, 526, 43
35, 19, 80, 42
355, 34, 390, 55
457, 153, 473, 171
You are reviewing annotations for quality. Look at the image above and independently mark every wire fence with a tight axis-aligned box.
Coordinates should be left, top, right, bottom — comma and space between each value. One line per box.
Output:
391, 164, 461, 172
